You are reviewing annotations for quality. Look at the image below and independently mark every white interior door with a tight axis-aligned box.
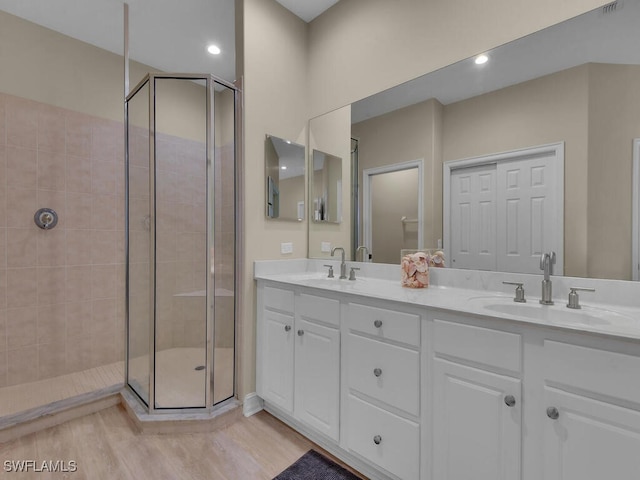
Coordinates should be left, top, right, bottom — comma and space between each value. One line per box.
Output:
450, 164, 497, 271
445, 143, 564, 274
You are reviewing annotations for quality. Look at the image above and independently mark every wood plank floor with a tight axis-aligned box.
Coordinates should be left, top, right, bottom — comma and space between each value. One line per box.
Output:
0, 405, 366, 479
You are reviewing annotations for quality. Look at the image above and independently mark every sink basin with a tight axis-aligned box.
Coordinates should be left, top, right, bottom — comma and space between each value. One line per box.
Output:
471, 297, 636, 326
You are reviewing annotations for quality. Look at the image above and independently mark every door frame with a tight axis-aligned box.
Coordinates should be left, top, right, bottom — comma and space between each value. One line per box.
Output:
632, 139, 640, 280
362, 159, 424, 258
443, 142, 564, 274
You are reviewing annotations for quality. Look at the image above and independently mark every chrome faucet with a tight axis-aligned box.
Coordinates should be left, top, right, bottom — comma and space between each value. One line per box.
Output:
331, 247, 347, 279
539, 252, 556, 305
356, 245, 370, 262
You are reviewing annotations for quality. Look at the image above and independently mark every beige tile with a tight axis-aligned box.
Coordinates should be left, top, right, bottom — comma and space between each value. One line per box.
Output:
37, 106, 66, 153
0, 229, 5, 269
91, 265, 116, 299
37, 303, 66, 344
91, 194, 116, 230
91, 119, 121, 162
0, 308, 7, 352
37, 227, 66, 266
129, 165, 150, 198
91, 333, 117, 367
65, 112, 92, 157
66, 334, 93, 372
6, 306, 37, 348
0, 350, 7, 387
38, 341, 67, 379
91, 229, 116, 265
6, 97, 37, 148
115, 264, 126, 300
176, 232, 194, 262
37, 266, 66, 306
92, 158, 117, 195
66, 266, 92, 302
66, 301, 92, 336
0, 95, 5, 147
156, 171, 178, 204
6, 268, 37, 308
66, 155, 92, 193
91, 298, 116, 336
115, 233, 126, 264
156, 201, 176, 232
6, 228, 37, 268
6, 146, 37, 189
6, 188, 37, 229
7, 345, 38, 385
37, 150, 66, 191
66, 229, 93, 266
65, 192, 92, 229
0, 269, 6, 309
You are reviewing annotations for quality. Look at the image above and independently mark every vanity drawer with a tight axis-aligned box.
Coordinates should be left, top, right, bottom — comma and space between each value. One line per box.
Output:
347, 303, 420, 347
263, 285, 294, 313
543, 340, 640, 404
434, 319, 522, 374
347, 333, 419, 416
297, 293, 340, 327
347, 394, 420, 480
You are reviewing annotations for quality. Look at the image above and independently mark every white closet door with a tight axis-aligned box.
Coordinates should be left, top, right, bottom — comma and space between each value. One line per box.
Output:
497, 155, 557, 274
450, 164, 497, 271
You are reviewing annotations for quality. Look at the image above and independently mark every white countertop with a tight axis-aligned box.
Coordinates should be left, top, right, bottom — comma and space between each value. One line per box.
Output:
255, 260, 640, 341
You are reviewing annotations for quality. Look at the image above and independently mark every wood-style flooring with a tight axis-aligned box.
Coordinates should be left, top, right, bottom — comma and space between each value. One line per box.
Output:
0, 405, 366, 479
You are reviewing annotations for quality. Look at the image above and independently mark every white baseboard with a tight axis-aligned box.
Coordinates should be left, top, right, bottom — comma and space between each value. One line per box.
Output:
242, 393, 264, 417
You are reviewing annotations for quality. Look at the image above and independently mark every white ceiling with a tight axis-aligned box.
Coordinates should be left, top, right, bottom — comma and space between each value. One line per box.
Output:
275, 0, 340, 22
352, 1, 640, 123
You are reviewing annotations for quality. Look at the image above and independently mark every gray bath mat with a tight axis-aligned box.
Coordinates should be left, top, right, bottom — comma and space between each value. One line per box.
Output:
273, 450, 361, 480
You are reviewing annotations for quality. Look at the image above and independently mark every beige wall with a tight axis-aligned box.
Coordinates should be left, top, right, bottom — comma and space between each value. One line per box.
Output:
307, 0, 608, 116
239, 0, 309, 399
352, 98, 443, 252
308, 105, 352, 259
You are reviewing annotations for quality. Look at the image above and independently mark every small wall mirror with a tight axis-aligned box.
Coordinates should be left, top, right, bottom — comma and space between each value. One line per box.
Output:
311, 149, 343, 223
265, 135, 306, 221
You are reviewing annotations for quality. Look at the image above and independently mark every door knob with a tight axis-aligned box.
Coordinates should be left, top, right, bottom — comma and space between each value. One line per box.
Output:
374, 319, 383, 328
297, 330, 304, 336
504, 395, 516, 407
373, 435, 382, 445
373, 368, 382, 377
284, 325, 291, 332
546, 406, 559, 420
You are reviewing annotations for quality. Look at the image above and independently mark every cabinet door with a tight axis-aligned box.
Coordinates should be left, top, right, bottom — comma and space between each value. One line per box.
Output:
433, 358, 521, 480
294, 318, 340, 441
260, 309, 294, 413
543, 387, 640, 480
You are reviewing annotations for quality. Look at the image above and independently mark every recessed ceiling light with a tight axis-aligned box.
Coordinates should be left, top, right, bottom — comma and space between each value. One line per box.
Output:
281, 166, 287, 170
207, 44, 221, 55
474, 54, 489, 65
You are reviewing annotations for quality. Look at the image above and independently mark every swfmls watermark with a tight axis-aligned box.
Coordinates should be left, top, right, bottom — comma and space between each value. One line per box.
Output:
4, 460, 78, 473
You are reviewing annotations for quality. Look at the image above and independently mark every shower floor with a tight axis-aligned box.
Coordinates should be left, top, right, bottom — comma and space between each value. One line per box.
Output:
128, 347, 234, 408
0, 361, 124, 419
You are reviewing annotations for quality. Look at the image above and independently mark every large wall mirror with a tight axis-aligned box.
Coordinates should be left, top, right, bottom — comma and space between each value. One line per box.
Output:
309, 2, 640, 281
265, 135, 306, 221
311, 149, 343, 223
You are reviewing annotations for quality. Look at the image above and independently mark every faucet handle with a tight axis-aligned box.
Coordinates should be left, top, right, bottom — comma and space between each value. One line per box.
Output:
349, 267, 360, 281
323, 264, 334, 278
567, 287, 595, 309
503, 281, 526, 303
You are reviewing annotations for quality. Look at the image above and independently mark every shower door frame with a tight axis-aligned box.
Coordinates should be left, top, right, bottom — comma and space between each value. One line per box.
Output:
125, 72, 241, 414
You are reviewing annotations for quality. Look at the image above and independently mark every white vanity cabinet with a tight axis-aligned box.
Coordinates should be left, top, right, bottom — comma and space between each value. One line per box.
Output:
540, 340, 640, 480
256, 283, 341, 443
431, 317, 522, 480
343, 302, 422, 480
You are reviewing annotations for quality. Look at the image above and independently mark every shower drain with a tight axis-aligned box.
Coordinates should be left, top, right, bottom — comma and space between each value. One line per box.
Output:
194, 365, 205, 371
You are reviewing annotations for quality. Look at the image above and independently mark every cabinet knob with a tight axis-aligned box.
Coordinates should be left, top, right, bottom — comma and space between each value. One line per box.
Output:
373, 435, 382, 445
284, 325, 291, 332
297, 329, 304, 336
504, 395, 516, 407
374, 319, 383, 328
373, 368, 382, 377
546, 406, 559, 420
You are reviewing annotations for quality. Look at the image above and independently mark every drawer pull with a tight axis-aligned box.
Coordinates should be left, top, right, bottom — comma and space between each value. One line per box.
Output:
504, 395, 516, 407
284, 325, 291, 332
547, 406, 559, 420
373, 435, 382, 445
297, 330, 304, 336
373, 368, 382, 377
374, 319, 383, 328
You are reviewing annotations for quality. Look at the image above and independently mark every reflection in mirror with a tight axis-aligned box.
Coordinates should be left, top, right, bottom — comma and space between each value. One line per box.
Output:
265, 135, 306, 221
311, 2, 640, 281
312, 150, 343, 223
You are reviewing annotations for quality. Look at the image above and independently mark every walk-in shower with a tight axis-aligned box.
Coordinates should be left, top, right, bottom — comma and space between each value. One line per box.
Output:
125, 73, 238, 412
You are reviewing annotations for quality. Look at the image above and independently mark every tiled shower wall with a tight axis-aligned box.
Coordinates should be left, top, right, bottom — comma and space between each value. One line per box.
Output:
0, 92, 126, 387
